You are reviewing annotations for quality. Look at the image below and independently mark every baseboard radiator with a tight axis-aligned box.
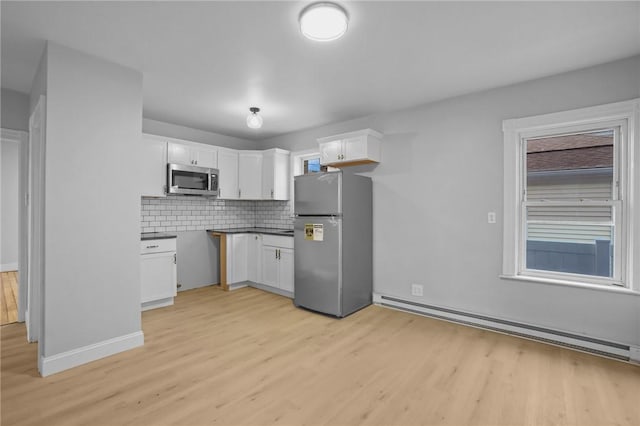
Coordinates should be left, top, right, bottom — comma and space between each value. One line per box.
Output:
374, 294, 635, 363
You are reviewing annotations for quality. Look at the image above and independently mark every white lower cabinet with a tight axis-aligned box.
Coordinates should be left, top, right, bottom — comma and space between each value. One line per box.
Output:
224, 233, 294, 297
260, 235, 294, 295
277, 248, 294, 293
261, 246, 279, 288
140, 238, 177, 311
247, 234, 262, 283
227, 234, 249, 284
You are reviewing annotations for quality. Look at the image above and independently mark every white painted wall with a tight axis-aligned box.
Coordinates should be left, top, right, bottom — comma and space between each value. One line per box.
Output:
1, 138, 19, 270
38, 43, 143, 374
1, 88, 30, 131
143, 118, 258, 150
261, 55, 640, 347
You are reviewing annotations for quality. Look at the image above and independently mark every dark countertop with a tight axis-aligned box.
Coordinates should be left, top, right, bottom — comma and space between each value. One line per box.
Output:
141, 232, 177, 241
207, 227, 294, 237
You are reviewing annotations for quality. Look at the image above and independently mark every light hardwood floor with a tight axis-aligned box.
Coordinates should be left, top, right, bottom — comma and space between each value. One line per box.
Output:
1, 285, 639, 426
1, 271, 18, 325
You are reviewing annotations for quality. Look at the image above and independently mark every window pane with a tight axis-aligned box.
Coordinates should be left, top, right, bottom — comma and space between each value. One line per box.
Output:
303, 157, 328, 174
525, 206, 613, 277
526, 130, 614, 201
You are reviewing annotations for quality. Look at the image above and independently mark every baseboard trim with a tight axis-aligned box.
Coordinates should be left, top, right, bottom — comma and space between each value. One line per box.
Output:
249, 282, 293, 299
142, 298, 174, 311
1, 263, 18, 272
39, 331, 144, 377
373, 293, 632, 363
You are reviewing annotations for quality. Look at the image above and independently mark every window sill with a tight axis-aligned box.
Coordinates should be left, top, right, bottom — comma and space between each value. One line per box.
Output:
499, 274, 639, 296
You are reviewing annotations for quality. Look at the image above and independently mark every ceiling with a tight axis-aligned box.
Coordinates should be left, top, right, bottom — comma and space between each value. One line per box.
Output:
2, 1, 639, 141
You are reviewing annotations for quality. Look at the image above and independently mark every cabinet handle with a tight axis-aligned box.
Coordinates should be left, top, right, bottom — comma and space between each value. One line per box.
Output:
146, 245, 159, 249
174, 253, 177, 264
271, 189, 274, 198
238, 188, 241, 198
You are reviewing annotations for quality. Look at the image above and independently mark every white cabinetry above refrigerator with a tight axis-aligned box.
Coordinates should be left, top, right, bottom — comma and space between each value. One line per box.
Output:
318, 128, 382, 167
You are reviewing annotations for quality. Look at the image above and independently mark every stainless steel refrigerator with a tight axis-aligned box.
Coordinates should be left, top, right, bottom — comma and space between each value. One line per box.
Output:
294, 171, 373, 317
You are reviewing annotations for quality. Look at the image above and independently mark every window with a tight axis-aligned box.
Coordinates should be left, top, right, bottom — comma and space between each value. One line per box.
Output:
303, 157, 327, 174
502, 99, 639, 290
290, 150, 337, 215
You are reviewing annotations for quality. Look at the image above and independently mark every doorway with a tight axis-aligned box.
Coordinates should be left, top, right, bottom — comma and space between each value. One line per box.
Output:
1, 129, 26, 325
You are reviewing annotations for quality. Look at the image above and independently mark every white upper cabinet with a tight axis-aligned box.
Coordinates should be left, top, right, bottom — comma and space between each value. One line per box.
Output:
168, 141, 218, 168
262, 149, 290, 200
218, 148, 239, 199
140, 134, 168, 197
238, 151, 263, 200
140, 135, 291, 200
193, 146, 218, 168
318, 129, 383, 167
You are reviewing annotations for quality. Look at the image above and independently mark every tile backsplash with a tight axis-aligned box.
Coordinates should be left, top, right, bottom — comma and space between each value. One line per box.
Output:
141, 197, 293, 233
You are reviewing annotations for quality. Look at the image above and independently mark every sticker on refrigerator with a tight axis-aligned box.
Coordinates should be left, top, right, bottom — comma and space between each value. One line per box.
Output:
305, 224, 324, 241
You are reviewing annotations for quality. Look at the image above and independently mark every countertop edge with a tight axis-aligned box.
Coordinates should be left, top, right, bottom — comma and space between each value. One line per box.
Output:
206, 228, 294, 237
141, 232, 177, 241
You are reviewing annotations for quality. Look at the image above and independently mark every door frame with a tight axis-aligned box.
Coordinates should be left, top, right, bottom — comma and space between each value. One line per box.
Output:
0, 128, 28, 321
26, 95, 45, 344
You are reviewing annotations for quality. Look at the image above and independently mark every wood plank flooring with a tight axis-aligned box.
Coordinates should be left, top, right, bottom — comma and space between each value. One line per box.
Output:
1, 285, 639, 426
1, 271, 18, 325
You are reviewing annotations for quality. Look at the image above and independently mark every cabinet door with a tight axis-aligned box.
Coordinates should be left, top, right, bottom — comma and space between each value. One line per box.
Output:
193, 146, 218, 168
343, 135, 367, 161
218, 148, 239, 199
140, 135, 167, 197
167, 142, 191, 165
262, 152, 275, 199
247, 234, 262, 283
278, 248, 294, 293
272, 151, 289, 200
230, 234, 248, 284
141, 252, 177, 303
261, 246, 279, 288
238, 151, 263, 199
319, 140, 342, 165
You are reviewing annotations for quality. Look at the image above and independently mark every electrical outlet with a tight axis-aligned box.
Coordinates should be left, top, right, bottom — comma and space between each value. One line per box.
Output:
488, 212, 496, 224
411, 283, 423, 297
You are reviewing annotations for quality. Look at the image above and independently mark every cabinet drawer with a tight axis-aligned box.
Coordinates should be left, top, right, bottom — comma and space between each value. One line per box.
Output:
261, 234, 294, 249
140, 238, 176, 254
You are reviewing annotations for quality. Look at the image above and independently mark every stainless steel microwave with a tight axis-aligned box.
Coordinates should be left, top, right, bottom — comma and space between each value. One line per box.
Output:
167, 163, 219, 197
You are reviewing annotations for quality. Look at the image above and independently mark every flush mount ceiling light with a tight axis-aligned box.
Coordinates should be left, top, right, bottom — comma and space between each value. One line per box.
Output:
246, 107, 263, 129
299, 2, 349, 42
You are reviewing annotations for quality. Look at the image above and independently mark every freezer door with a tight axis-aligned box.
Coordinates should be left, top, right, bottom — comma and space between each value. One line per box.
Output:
294, 172, 342, 216
294, 216, 342, 316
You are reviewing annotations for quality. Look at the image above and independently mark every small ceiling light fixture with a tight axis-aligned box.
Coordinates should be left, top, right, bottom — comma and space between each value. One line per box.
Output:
299, 2, 349, 42
246, 107, 263, 129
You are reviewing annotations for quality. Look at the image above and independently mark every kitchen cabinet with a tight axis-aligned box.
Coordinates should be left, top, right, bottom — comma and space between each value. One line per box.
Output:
218, 148, 239, 199
238, 151, 263, 199
214, 231, 294, 296
247, 234, 262, 283
168, 141, 218, 168
226, 233, 248, 284
262, 148, 290, 200
261, 235, 294, 294
318, 128, 382, 167
140, 238, 177, 311
140, 134, 168, 197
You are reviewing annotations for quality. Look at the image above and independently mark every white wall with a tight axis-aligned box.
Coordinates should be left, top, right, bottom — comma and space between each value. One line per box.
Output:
1, 88, 30, 131
143, 118, 258, 150
39, 43, 143, 374
1, 137, 19, 270
261, 55, 640, 347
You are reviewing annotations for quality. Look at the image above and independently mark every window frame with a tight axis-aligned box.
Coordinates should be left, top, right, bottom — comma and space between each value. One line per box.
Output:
502, 99, 639, 291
